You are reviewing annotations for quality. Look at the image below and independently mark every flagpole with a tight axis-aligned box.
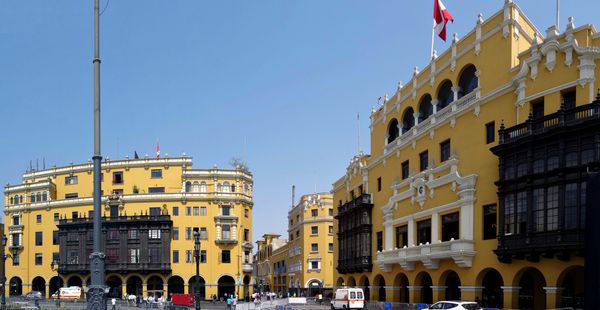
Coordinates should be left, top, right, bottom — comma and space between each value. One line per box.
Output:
431, 18, 435, 58
556, 0, 560, 30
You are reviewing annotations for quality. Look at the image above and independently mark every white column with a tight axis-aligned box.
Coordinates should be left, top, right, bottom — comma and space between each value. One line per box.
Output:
384, 213, 394, 250
431, 99, 438, 114
431, 212, 439, 243
452, 86, 460, 101
460, 203, 474, 240
408, 219, 415, 246
414, 112, 420, 126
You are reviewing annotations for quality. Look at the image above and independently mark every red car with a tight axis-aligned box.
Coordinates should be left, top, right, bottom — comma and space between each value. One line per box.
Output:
171, 294, 195, 306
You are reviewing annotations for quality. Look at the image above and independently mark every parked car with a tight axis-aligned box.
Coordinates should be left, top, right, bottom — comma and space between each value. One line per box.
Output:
425, 301, 482, 310
331, 287, 364, 309
24, 291, 43, 300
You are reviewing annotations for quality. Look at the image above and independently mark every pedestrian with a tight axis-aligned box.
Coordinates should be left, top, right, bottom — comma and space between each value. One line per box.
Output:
226, 295, 232, 310
111, 297, 117, 310
34, 299, 40, 310
232, 294, 237, 310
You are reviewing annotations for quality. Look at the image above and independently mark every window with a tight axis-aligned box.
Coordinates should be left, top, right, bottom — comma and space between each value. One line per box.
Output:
376, 231, 383, 251
516, 191, 527, 234
149, 229, 161, 239
223, 182, 230, 193
329, 226, 333, 234
65, 193, 78, 199
531, 99, 544, 119
30, 193, 35, 203
65, 176, 78, 185
222, 206, 230, 216
108, 229, 119, 240
562, 90, 576, 109
107, 248, 119, 264
186, 207, 191, 216
185, 228, 192, 240
67, 250, 79, 264
129, 249, 139, 263
36, 214, 42, 223
67, 232, 79, 242
186, 250, 193, 263
128, 229, 139, 240
329, 208, 333, 216
310, 261, 319, 270
419, 151, 429, 171
35, 232, 43, 246
395, 225, 408, 248
193, 182, 199, 192
52, 252, 59, 264
296, 230, 300, 238
244, 229, 249, 242
441, 212, 459, 242
149, 207, 161, 216
12, 254, 19, 266
440, 139, 451, 162
311, 226, 318, 235
53, 231, 59, 245
504, 194, 515, 234
486, 121, 495, 144
200, 182, 207, 193
173, 250, 179, 263
328, 243, 334, 252
245, 208, 249, 217
483, 204, 497, 240
151, 169, 162, 178
112, 189, 123, 195
173, 206, 179, 216
311, 209, 318, 217
565, 183, 579, 229
36, 192, 41, 202
200, 250, 207, 263
533, 188, 545, 232
35, 253, 43, 265
221, 250, 231, 263
42, 192, 47, 201
148, 248, 160, 263
377, 177, 382, 192
12, 216, 19, 226
54, 213, 59, 221
401, 161, 410, 179
185, 182, 192, 193
200, 227, 208, 240
222, 225, 231, 240
173, 228, 179, 240
311, 243, 318, 252
193, 206, 199, 216
417, 219, 431, 245
201, 206, 207, 216
148, 187, 165, 193
113, 171, 124, 184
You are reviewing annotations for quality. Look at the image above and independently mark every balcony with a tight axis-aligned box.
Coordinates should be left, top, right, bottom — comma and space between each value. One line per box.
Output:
496, 230, 584, 263
337, 193, 373, 216
337, 256, 372, 274
376, 239, 475, 271
59, 262, 171, 275
242, 263, 253, 273
215, 239, 238, 245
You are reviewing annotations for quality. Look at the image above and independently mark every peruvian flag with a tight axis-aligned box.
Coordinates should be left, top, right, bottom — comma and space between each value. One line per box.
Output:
434, 0, 454, 41
156, 141, 160, 159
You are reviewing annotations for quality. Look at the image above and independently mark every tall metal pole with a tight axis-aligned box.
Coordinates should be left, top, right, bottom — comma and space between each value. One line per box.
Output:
194, 231, 201, 310
88, 0, 106, 309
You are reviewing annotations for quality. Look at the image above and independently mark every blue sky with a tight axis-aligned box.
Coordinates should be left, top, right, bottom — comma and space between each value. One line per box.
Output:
1, 1, 599, 241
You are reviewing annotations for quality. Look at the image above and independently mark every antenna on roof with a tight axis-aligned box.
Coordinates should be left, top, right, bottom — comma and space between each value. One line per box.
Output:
291, 185, 295, 209
43, 157, 46, 170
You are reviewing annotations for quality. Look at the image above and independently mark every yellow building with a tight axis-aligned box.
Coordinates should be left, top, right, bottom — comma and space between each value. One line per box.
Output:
333, 2, 596, 309
254, 233, 288, 294
3, 156, 255, 300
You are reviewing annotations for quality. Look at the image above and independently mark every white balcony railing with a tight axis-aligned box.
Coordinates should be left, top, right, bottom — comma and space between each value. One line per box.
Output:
376, 239, 476, 271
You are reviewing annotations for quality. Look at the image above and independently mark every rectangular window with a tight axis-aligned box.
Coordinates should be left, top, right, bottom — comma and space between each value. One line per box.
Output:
173, 206, 179, 216
244, 208, 249, 217
148, 187, 165, 193
149, 229, 161, 239
222, 206, 230, 216
67, 251, 78, 264
401, 161, 410, 180
533, 188, 545, 232
129, 249, 139, 263
65, 193, 78, 199
35, 253, 43, 265
440, 139, 451, 162
12, 254, 19, 266
329, 226, 333, 234
419, 151, 429, 171
417, 219, 431, 245
329, 208, 333, 216
441, 212, 459, 242
128, 229, 139, 240
67, 232, 79, 242
52, 252, 59, 264
377, 177, 382, 192
244, 229, 249, 242
53, 231, 59, 245
200, 227, 208, 240
54, 213, 59, 222
221, 250, 231, 263
311, 209, 318, 217
483, 204, 497, 240
504, 193, 515, 234
329, 243, 334, 252
151, 169, 162, 178
186, 250, 193, 263
173, 250, 179, 263
201, 207, 207, 216
376, 231, 383, 252
36, 214, 42, 223
148, 248, 160, 263
35, 232, 43, 246
311, 243, 318, 252
172, 227, 179, 240
531, 99, 544, 119
200, 250, 207, 263
65, 176, 78, 185
310, 261, 319, 270
485, 121, 495, 144
12, 216, 19, 226
565, 183, 579, 229
186, 207, 191, 216
186, 227, 192, 240
516, 191, 528, 234
222, 225, 230, 240
106, 248, 119, 264
193, 206, 199, 216
562, 90, 576, 110
108, 229, 119, 240
149, 207, 161, 216
113, 171, 124, 184
395, 225, 408, 248
311, 226, 318, 235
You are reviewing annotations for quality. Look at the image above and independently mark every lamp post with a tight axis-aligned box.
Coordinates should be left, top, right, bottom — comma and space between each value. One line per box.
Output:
50, 260, 60, 307
1, 235, 8, 310
193, 231, 201, 310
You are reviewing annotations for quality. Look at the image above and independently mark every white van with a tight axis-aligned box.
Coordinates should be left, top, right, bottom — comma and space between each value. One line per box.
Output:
331, 287, 364, 309
51, 286, 82, 300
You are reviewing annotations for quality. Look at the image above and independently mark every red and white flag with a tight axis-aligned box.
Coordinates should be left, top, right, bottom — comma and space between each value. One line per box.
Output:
434, 0, 454, 41
156, 141, 160, 159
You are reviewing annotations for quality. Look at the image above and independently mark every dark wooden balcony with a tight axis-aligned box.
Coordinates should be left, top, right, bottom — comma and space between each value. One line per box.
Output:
495, 230, 585, 263
337, 256, 373, 274
59, 262, 172, 275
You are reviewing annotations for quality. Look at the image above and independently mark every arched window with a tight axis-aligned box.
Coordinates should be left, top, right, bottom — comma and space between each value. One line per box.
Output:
437, 80, 454, 110
387, 119, 399, 144
458, 64, 478, 98
185, 181, 191, 193
14, 195, 20, 204
200, 182, 207, 193
30, 193, 35, 203
402, 107, 415, 134
231, 184, 236, 192
42, 192, 48, 202
193, 182, 199, 193
217, 183, 222, 192
223, 182, 230, 193
20, 195, 23, 204
418, 94, 433, 123
9, 197, 13, 205
36, 192, 41, 202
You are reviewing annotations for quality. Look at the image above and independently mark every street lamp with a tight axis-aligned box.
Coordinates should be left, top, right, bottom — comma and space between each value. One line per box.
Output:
50, 260, 60, 307
193, 230, 201, 310
1, 235, 8, 310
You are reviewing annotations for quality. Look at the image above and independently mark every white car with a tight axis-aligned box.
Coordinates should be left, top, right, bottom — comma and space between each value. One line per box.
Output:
425, 301, 482, 310
331, 287, 364, 309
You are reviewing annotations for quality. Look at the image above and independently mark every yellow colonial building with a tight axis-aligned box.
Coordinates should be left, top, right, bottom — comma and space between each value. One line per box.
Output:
333, 1, 596, 309
254, 233, 288, 294
3, 156, 254, 300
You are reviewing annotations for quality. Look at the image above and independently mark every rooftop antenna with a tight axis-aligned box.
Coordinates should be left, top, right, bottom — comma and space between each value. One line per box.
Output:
292, 185, 296, 209
43, 157, 45, 170
36, 158, 39, 171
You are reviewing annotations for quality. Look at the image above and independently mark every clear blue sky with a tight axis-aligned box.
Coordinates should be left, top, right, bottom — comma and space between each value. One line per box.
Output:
1, 1, 599, 241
